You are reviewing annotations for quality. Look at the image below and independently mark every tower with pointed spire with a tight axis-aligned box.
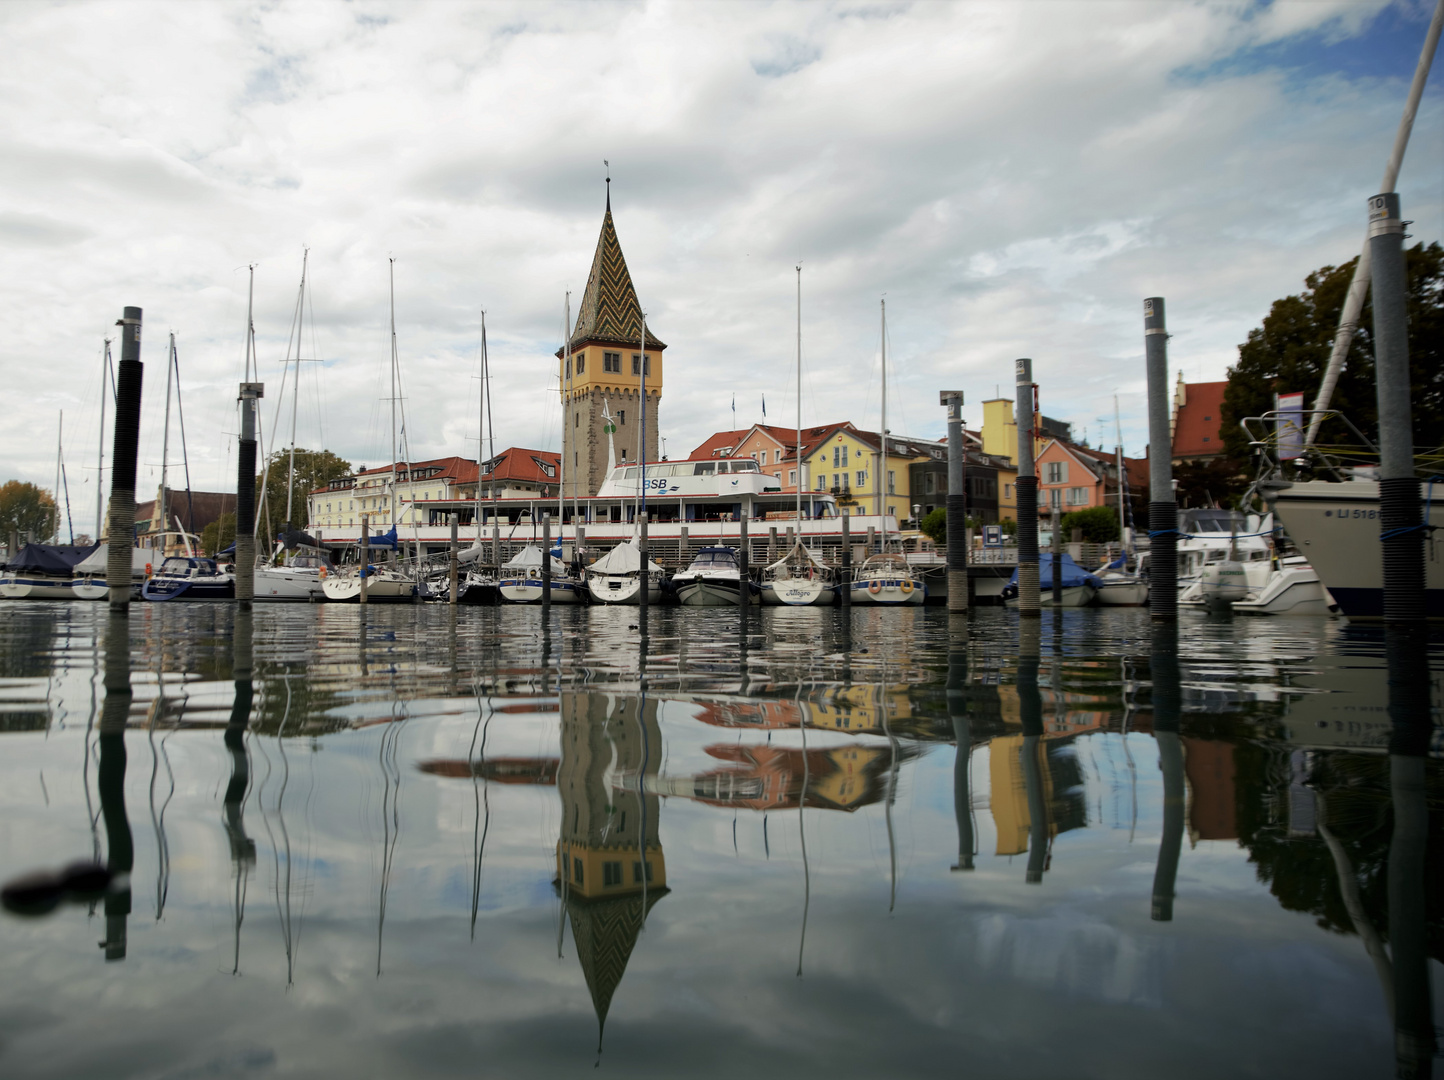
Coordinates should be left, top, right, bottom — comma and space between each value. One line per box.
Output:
559, 183, 666, 498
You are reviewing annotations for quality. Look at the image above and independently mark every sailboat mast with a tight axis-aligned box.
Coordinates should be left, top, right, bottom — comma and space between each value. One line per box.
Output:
876, 300, 886, 531
1113, 396, 1127, 556
96, 339, 110, 541
160, 333, 175, 554
562, 293, 570, 535
286, 249, 308, 532
475, 310, 485, 544
796, 266, 802, 531
483, 312, 498, 567
389, 258, 398, 532
53, 412, 62, 542
639, 313, 646, 523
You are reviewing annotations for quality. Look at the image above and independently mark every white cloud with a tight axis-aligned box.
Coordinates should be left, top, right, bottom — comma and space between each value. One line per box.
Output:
0, 0, 1437, 506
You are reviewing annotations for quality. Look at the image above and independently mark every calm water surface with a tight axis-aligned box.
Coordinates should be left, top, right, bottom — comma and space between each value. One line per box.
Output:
0, 602, 1439, 1079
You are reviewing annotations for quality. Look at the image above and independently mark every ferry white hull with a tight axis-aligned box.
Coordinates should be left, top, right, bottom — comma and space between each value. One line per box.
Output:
761, 578, 835, 606
588, 573, 662, 606
1268, 479, 1443, 620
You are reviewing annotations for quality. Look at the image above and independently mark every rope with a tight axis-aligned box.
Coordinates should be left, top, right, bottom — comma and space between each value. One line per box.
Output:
1379, 474, 1442, 541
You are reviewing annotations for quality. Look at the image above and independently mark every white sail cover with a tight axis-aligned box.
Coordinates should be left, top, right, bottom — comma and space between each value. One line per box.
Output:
765, 540, 829, 574
502, 545, 567, 574
73, 545, 153, 576
589, 540, 662, 575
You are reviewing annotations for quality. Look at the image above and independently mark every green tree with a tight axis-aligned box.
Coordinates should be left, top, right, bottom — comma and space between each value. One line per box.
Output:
1059, 505, 1119, 543
1174, 457, 1251, 509
0, 480, 57, 542
1221, 242, 1444, 463
920, 508, 946, 546
201, 512, 236, 557
255, 448, 351, 544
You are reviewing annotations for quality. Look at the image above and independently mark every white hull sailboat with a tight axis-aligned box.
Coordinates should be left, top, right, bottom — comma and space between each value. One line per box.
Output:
498, 545, 586, 604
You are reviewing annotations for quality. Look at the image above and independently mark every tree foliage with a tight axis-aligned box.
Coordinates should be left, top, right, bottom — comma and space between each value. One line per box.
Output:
1059, 505, 1119, 543
201, 512, 236, 557
1220, 242, 1444, 463
255, 448, 351, 544
920, 508, 989, 546
0, 480, 57, 541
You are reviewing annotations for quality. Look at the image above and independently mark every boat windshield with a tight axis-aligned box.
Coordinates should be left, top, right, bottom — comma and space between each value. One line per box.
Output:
1181, 509, 1247, 534
688, 549, 738, 568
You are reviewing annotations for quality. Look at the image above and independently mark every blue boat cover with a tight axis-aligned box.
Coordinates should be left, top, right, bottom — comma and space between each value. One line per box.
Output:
3, 543, 100, 574
1007, 553, 1102, 590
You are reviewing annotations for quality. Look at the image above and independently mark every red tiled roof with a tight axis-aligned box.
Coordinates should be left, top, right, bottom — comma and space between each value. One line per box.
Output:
313, 456, 477, 495
1173, 381, 1228, 458
688, 429, 749, 460
479, 448, 561, 486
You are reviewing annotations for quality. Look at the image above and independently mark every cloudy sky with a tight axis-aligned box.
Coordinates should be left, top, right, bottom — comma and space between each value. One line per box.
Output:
2, 0, 1440, 525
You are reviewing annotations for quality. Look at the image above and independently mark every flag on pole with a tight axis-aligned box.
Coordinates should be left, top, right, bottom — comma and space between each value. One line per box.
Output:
731, 394, 736, 428
762, 393, 766, 418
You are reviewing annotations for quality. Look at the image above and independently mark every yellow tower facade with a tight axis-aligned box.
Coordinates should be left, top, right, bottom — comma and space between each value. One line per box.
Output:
558, 188, 666, 499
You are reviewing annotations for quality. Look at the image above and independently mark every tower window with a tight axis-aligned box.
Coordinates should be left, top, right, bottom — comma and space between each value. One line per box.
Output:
565, 358, 571, 378
575, 413, 580, 426
618, 410, 625, 425
631, 353, 650, 376
604, 352, 621, 373
575, 353, 585, 374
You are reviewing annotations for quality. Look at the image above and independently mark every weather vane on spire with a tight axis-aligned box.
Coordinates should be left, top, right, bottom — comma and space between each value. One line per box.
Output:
604, 159, 611, 209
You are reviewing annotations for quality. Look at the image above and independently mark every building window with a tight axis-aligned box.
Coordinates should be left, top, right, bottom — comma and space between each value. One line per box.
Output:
887, 470, 896, 495
618, 410, 625, 426
1068, 487, 1087, 505
604, 351, 621, 373
1049, 488, 1062, 508
575, 353, 585, 374
631, 353, 651, 376
856, 470, 866, 487
565, 358, 571, 378
1045, 461, 1066, 484
816, 475, 826, 491
632, 860, 653, 883
1202, 436, 1210, 443
603, 861, 623, 887
575, 412, 580, 427
788, 469, 797, 485
924, 474, 934, 495
572, 856, 584, 884
833, 447, 839, 467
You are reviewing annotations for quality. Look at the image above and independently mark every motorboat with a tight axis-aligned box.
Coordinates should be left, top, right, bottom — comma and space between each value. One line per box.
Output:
1263, 478, 1442, 620
586, 539, 664, 606
849, 552, 925, 606
141, 556, 236, 601
1002, 553, 1100, 607
673, 546, 758, 606
0, 543, 105, 600
1180, 554, 1335, 616
498, 545, 586, 604
760, 541, 836, 606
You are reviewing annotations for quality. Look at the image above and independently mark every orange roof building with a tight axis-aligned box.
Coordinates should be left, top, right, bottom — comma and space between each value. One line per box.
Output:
1171, 376, 1229, 462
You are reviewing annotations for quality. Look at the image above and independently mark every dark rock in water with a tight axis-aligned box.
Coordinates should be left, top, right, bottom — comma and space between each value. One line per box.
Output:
2, 869, 64, 917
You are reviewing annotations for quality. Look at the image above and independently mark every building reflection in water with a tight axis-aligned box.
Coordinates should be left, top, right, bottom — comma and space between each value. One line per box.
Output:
98, 613, 133, 961
554, 690, 667, 1050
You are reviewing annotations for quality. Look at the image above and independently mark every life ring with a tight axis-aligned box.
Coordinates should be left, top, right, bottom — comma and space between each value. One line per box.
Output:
868, 580, 882, 595
900, 579, 913, 594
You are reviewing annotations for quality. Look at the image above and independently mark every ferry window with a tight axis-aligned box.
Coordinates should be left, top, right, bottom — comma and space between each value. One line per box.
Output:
717, 462, 731, 473
631, 353, 650, 376
604, 352, 620, 372
694, 462, 715, 475
576, 353, 585, 374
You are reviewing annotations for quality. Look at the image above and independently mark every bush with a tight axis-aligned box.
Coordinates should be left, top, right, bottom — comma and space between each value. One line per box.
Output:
1059, 505, 1120, 543
920, 508, 947, 546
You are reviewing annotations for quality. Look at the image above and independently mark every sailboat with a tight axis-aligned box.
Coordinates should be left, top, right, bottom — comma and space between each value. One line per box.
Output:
1094, 396, 1149, 606
587, 400, 664, 605
762, 267, 836, 606
498, 544, 586, 604
850, 300, 924, 605
323, 260, 417, 603
254, 256, 328, 601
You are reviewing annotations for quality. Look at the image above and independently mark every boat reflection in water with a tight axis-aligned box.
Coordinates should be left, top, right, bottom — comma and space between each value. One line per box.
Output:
0, 605, 1438, 1079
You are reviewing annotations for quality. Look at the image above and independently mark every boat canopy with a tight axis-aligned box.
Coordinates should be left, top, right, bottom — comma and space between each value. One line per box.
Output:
765, 541, 829, 574
1007, 553, 1102, 590
72, 545, 152, 576
3, 543, 99, 574
589, 540, 663, 575
685, 546, 740, 568
503, 545, 567, 574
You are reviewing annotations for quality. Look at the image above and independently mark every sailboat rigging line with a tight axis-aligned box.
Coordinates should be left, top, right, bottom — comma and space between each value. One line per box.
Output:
170, 338, 195, 535
147, 707, 176, 921
883, 665, 899, 914
273, 676, 299, 986
376, 709, 406, 977
796, 266, 802, 535
469, 682, 494, 942
287, 250, 310, 531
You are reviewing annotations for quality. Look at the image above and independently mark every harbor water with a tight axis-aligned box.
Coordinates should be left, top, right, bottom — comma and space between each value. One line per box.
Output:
0, 602, 1439, 1078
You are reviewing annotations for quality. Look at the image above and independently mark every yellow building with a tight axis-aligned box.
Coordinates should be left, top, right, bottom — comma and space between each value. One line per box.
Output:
802, 426, 941, 524
558, 186, 665, 498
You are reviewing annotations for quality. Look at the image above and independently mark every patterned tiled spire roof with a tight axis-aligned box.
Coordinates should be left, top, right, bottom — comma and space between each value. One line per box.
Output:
566, 194, 666, 352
